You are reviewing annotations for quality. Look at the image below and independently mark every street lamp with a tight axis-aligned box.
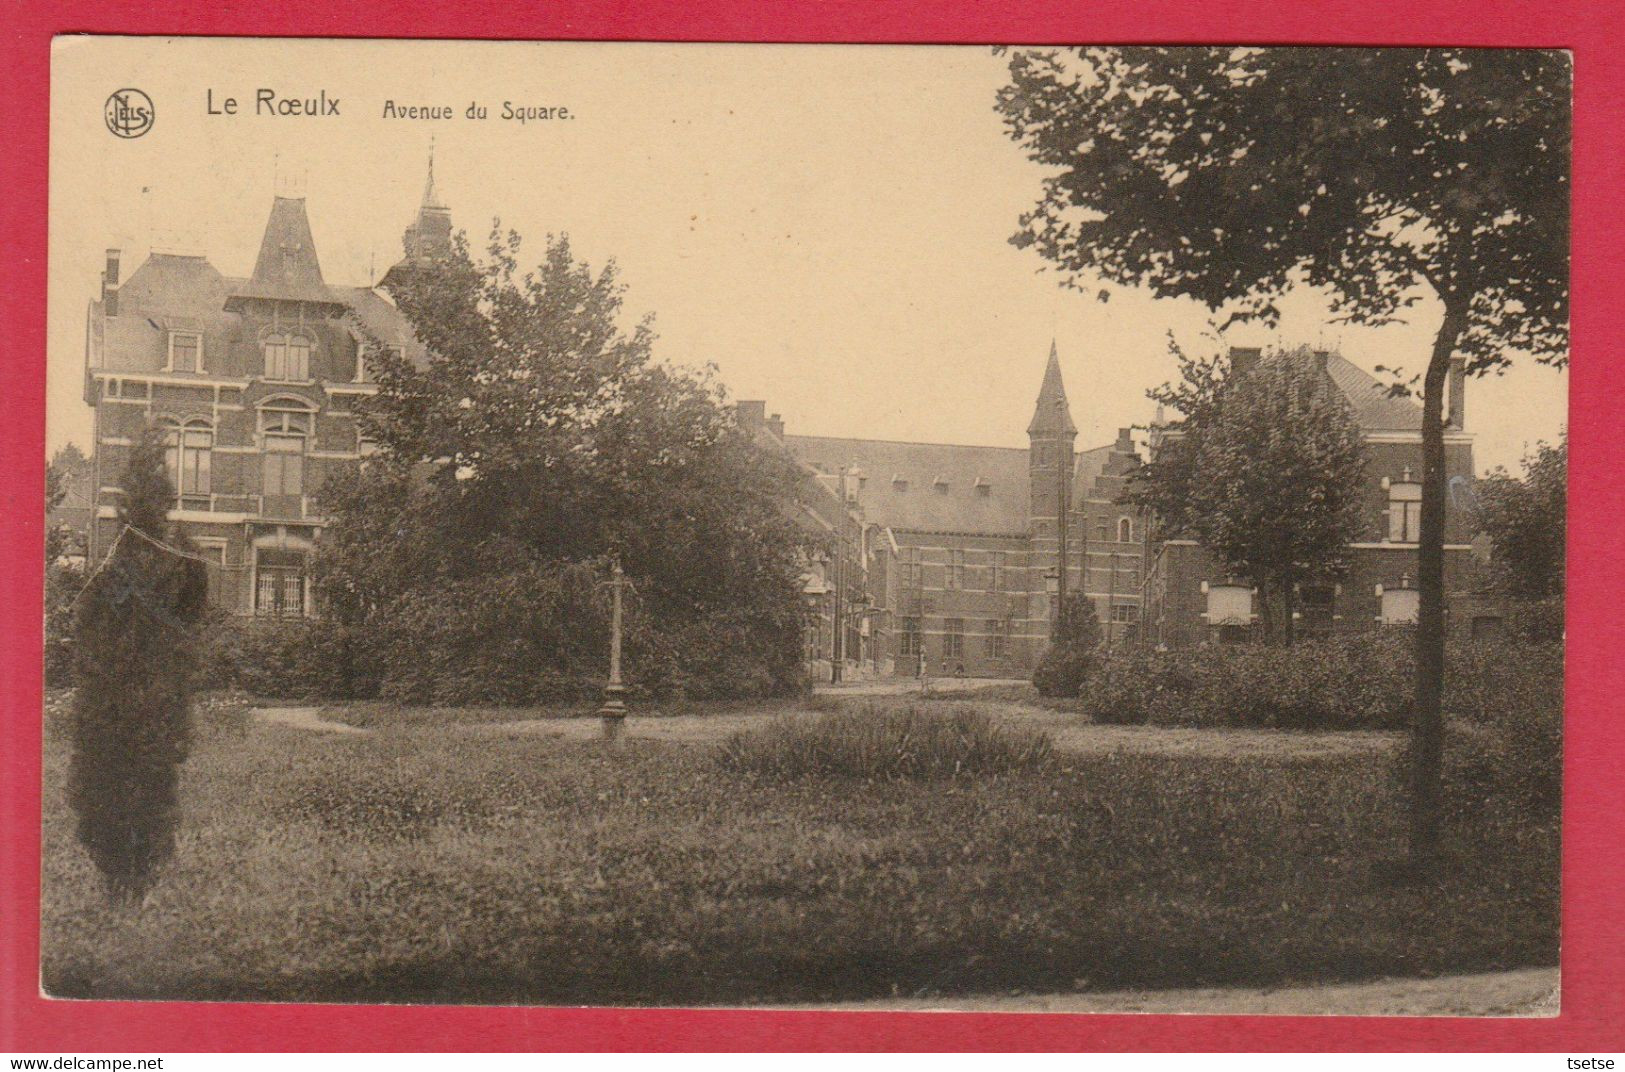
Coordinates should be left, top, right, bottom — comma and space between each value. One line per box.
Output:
599, 556, 629, 741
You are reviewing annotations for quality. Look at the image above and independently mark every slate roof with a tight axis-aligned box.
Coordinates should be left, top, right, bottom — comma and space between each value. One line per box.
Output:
785, 434, 1114, 537
1028, 341, 1078, 435
95, 253, 425, 369
1319, 350, 1426, 432
231, 196, 337, 305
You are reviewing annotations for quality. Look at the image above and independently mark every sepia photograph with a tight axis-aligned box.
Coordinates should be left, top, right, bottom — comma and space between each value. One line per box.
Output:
40, 37, 1567, 1017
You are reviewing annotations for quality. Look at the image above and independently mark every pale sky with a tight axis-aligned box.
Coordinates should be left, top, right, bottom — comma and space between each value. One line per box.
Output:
49, 38, 1567, 474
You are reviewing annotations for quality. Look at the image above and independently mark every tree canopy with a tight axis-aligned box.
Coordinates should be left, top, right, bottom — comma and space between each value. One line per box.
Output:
1474, 435, 1566, 602
996, 47, 1568, 372
997, 46, 1569, 865
1130, 344, 1369, 643
320, 227, 814, 700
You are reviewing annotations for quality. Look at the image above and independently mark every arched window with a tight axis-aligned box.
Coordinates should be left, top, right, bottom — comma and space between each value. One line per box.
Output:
263, 333, 312, 382
161, 418, 213, 510
1118, 517, 1133, 543
258, 401, 313, 518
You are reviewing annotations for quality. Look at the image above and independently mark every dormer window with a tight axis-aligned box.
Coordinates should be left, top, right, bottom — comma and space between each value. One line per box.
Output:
892, 474, 909, 492
974, 477, 992, 498
167, 331, 203, 373
264, 333, 312, 382
933, 475, 950, 495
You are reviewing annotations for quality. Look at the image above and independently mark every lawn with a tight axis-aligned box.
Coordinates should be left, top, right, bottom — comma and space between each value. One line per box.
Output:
40, 695, 1558, 1007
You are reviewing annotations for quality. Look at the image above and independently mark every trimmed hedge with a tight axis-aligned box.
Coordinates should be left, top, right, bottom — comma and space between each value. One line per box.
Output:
717, 704, 1056, 781
1082, 633, 1414, 730
1079, 633, 1561, 736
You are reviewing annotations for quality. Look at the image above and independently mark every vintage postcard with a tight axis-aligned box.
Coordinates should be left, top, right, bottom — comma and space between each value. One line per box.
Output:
42, 37, 1567, 1016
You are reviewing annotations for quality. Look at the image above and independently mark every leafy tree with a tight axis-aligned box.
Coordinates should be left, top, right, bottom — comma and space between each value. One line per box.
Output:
998, 46, 1569, 867
46, 444, 92, 685
1130, 344, 1368, 645
322, 227, 813, 699
1033, 591, 1103, 697
1474, 435, 1566, 602
69, 429, 207, 900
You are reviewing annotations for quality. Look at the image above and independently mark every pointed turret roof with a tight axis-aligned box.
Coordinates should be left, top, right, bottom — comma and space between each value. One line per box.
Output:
422, 141, 447, 210
383, 150, 455, 290
228, 196, 339, 306
250, 196, 325, 289
1027, 340, 1079, 436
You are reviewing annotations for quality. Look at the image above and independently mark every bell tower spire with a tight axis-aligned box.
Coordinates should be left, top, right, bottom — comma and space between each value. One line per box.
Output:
381, 146, 455, 292
1028, 341, 1080, 637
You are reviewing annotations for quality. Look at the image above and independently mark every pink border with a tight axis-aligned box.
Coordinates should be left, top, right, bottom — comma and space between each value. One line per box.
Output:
3, 1, 1620, 1052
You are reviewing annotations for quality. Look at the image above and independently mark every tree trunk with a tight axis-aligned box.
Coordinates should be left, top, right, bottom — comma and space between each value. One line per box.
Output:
1411, 300, 1467, 872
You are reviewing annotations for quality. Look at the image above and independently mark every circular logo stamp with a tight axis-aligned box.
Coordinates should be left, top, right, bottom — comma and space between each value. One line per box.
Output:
104, 89, 155, 139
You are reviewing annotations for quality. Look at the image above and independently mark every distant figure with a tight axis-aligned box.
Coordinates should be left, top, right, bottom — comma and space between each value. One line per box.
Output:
953, 663, 966, 678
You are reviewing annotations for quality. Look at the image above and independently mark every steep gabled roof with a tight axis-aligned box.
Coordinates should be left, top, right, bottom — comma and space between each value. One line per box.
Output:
1320, 350, 1426, 432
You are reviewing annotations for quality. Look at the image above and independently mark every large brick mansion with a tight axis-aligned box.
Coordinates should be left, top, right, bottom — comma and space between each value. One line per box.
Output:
82, 175, 442, 616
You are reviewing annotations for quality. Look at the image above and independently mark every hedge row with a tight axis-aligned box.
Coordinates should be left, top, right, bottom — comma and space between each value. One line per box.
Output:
1078, 632, 1561, 733
1081, 633, 1416, 731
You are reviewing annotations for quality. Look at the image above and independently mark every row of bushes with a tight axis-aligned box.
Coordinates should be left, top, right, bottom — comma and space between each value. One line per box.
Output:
1080, 632, 1415, 730
1075, 632, 1561, 732
1060, 632, 1562, 821
179, 593, 804, 707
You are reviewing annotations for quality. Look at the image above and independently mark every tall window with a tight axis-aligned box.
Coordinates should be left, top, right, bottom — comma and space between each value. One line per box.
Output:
985, 618, 1007, 659
901, 546, 922, 588
162, 420, 212, 510
255, 549, 306, 618
168, 331, 202, 373
1389, 471, 1423, 543
944, 549, 965, 590
990, 551, 1005, 592
1118, 517, 1133, 543
942, 618, 964, 660
263, 333, 312, 382
259, 406, 311, 518
898, 618, 921, 658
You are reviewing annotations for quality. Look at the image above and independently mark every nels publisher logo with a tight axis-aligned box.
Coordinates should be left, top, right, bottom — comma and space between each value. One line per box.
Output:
105, 88, 155, 138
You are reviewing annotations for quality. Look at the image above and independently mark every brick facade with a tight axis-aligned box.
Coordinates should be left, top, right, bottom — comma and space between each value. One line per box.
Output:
1140, 346, 1496, 646
84, 178, 441, 617
750, 344, 1149, 680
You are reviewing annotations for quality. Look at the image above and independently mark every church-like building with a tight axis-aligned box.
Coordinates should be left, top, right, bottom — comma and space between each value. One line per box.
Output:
739, 345, 1148, 680
82, 170, 449, 617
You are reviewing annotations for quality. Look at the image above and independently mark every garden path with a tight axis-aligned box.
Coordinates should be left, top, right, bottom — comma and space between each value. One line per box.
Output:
465, 701, 1402, 760
251, 706, 369, 734
804, 965, 1560, 1017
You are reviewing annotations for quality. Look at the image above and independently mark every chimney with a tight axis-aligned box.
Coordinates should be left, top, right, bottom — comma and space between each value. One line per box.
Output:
1447, 355, 1466, 431
766, 412, 785, 440
1229, 346, 1262, 377
1312, 347, 1331, 371
102, 249, 121, 316
734, 400, 767, 432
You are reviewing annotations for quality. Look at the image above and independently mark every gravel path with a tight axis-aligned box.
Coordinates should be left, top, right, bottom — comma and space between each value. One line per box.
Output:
462, 700, 1400, 760
803, 966, 1560, 1017
250, 706, 369, 734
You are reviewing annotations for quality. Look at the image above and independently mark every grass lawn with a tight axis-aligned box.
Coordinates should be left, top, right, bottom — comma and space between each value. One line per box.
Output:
41, 696, 1558, 1007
